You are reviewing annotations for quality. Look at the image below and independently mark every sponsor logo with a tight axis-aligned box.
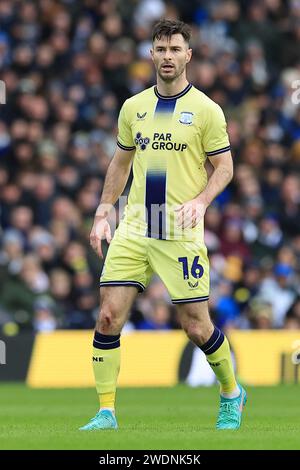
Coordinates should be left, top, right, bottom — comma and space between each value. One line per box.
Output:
151, 132, 187, 152
137, 112, 147, 120
135, 132, 150, 150
208, 362, 221, 367
179, 111, 193, 125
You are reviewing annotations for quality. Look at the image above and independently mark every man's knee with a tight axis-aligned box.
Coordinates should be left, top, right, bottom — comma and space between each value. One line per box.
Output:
96, 304, 122, 334
184, 321, 202, 343
183, 318, 214, 345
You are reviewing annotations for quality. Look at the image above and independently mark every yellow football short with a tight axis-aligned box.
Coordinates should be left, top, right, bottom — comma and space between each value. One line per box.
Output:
100, 229, 210, 304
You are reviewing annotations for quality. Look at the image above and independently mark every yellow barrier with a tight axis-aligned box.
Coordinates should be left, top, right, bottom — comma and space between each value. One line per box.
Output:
27, 331, 187, 388
229, 330, 300, 385
26, 330, 300, 388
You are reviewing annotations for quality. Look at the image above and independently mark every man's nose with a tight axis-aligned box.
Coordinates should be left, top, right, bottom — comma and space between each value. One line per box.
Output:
163, 49, 173, 61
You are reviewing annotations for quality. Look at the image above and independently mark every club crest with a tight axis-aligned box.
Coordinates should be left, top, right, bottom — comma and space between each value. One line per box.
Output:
179, 112, 193, 125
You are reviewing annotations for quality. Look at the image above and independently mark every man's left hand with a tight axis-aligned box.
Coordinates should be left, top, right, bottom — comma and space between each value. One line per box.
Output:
175, 197, 208, 229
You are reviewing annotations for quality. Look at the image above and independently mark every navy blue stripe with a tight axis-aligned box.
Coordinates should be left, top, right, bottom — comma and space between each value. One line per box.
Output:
206, 145, 231, 156
145, 171, 166, 239
117, 141, 136, 151
93, 332, 120, 350
100, 280, 145, 293
172, 296, 209, 304
154, 83, 192, 100
200, 327, 224, 354
155, 97, 176, 114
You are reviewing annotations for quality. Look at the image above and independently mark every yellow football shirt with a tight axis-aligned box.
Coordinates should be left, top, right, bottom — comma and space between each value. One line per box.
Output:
117, 83, 230, 241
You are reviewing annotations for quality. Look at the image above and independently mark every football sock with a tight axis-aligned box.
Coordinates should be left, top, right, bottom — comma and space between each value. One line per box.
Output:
93, 332, 121, 411
200, 327, 239, 397
99, 393, 115, 412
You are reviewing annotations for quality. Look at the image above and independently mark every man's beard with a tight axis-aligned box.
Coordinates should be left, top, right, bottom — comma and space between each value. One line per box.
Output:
157, 64, 185, 83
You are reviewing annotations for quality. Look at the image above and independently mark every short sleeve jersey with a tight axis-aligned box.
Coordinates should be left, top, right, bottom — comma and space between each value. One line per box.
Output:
117, 83, 230, 241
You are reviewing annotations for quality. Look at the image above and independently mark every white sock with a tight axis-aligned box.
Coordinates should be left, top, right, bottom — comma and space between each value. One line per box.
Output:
220, 386, 240, 399
100, 407, 115, 414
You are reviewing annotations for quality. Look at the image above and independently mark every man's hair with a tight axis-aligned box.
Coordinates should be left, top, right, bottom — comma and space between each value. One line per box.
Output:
152, 19, 191, 45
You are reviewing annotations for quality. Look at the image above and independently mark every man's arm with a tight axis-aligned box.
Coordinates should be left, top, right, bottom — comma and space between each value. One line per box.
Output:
90, 146, 135, 257
200, 150, 233, 206
176, 150, 233, 229
96, 146, 135, 215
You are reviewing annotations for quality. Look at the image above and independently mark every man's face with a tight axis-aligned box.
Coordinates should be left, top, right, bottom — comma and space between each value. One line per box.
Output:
151, 34, 192, 82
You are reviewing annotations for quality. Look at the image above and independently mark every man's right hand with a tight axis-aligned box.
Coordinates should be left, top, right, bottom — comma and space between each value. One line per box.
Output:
89, 216, 112, 258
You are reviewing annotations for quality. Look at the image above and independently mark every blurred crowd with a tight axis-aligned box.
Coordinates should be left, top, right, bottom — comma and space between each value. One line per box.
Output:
0, 0, 300, 334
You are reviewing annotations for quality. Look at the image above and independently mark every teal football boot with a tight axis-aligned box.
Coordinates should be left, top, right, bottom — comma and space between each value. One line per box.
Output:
216, 384, 247, 430
79, 410, 118, 431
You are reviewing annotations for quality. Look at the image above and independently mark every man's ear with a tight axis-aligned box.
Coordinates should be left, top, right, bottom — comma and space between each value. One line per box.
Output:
150, 48, 154, 61
186, 48, 192, 64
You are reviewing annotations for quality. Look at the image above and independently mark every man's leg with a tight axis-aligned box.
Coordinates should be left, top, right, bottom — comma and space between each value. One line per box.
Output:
80, 285, 138, 431
177, 301, 247, 429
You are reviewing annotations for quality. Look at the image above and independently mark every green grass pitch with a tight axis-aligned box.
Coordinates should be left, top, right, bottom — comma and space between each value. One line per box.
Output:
0, 384, 299, 450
